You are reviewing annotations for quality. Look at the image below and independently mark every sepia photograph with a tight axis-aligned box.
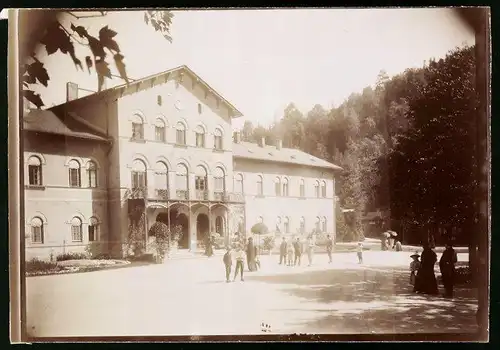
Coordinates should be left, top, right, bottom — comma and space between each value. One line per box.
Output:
8, 7, 490, 342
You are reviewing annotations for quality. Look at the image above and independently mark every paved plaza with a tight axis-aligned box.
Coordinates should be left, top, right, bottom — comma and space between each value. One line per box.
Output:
26, 251, 478, 337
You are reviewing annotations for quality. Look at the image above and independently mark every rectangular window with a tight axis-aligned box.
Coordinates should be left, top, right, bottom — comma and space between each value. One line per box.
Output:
214, 136, 223, 150
31, 226, 43, 243
88, 169, 97, 188
132, 172, 146, 189
322, 185, 327, 198
28, 165, 42, 186
275, 182, 281, 196
214, 178, 224, 192
155, 126, 165, 142
284, 222, 289, 233
195, 176, 207, 191
322, 221, 327, 232
258, 181, 263, 196
132, 123, 144, 140
176, 130, 186, 145
69, 169, 81, 187
155, 172, 168, 190
196, 133, 205, 147
71, 226, 82, 242
88, 225, 96, 242
300, 185, 305, 197
176, 174, 188, 191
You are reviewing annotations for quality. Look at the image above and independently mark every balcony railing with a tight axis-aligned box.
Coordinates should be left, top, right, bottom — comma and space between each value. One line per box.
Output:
176, 189, 189, 200
154, 189, 169, 200
213, 191, 245, 203
130, 186, 147, 199
195, 190, 208, 200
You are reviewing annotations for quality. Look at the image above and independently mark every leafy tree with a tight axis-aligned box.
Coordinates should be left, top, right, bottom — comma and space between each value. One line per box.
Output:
21, 10, 174, 109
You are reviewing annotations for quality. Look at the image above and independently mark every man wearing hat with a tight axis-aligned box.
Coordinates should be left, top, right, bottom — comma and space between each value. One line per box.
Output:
410, 252, 421, 287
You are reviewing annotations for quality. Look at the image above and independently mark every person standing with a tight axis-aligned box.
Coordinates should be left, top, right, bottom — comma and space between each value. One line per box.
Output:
306, 236, 315, 266
287, 239, 294, 266
356, 242, 364, 264
279, 237, 287, 265
246, 237, 257, 271
326, 235, 334, 263
233, 245, 245, 282
410, 252, 421, 286
293, 237, 302, 266
439, 243, 458, 298
414, 243, 439, 295
223, 246, 233, 283
205, 234, 214, 257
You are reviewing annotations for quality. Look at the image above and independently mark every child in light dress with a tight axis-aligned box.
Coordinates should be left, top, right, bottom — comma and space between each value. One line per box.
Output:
410, 252, 421, 286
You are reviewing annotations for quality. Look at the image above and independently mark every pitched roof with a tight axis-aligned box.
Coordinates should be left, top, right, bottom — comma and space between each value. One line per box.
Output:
23, 109, 109, 142
232, 141, 342, 171
55, 65, 244, 118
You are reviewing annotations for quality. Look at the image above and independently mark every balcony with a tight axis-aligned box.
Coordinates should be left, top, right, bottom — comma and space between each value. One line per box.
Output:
154, 189, 170, 200
195, 190, 208, 200
213, 191, 245, 203
176, 189, 189, 200
130, 187, 147, 199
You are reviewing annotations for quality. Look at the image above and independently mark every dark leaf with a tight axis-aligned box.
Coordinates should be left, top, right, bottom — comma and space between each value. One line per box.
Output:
70, 23, 89, 39
85, 56, 93, 74
101, 38, 120, 53
163, 34, 173, 43
114, 53, 129, 84
88, 35, 106, 59
26, 60, 50, 87
23, 73, 36, 85
95, 59, 112, 79
144, 12, 149, 25
99, 25, 118, 41
151, 19, 160, 31
22, 81, 30, 88
23, 90, 44, 109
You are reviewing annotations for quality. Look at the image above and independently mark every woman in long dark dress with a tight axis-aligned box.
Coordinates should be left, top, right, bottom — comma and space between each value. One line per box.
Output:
246, 237, 257, 271
414, 243, 439, 295
439, 243, 458, 298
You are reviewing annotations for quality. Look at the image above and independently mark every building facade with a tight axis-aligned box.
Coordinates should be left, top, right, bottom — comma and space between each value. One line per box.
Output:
23, 65, 341, 260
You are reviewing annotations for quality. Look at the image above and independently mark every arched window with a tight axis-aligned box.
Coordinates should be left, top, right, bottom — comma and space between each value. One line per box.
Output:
274, 177, 281, 196
88, 217, 99, 242
71, 217, 83, 242
155, 118, 166, 142
257, 175, 264, 196
30, 217, 44, 244
154, 162, 169, 198
87, 161, 98, 188
321, 180, 327, 198
282, 178, 289, 197
300, 216, 305, 234
28, 156, 43, 186
234, 173, 244, 194
300, 179, 305, 197
315, 217, 321, 232
322, 217, 327, 233
214, 167, 225, 197
68, 159, 81, 187
176, 122, 186, 145
284, 216, 290, 233
131, 159, 147, 190
198, 103, 203, 114
214, 128, 223, 150
195, 125, 205, 148
131, 114, 144, 140
176, 163, 189, 199
276, 216, 282, 233
314, 180, 320, 198
195, 165, 208, 200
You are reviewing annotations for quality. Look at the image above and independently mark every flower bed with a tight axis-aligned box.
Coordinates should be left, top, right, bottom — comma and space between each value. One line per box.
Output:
26, 258, 131, 277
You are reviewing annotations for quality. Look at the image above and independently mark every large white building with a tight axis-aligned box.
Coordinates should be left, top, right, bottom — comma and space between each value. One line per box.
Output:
23, 65, 341, 260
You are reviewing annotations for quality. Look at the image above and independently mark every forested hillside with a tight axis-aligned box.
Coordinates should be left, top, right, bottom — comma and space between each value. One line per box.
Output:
240, 45, 477, 246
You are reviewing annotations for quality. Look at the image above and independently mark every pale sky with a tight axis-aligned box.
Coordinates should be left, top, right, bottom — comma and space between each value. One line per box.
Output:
32, 8, 474, 129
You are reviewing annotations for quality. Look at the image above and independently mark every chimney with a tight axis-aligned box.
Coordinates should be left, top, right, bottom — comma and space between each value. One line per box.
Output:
66, 82, 79, 102
259, 136, 266, 148
276, 139, 282, 150
233, 131, 241, 144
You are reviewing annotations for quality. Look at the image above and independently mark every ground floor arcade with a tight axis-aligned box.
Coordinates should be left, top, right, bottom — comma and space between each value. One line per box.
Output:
145, 201, 246, 252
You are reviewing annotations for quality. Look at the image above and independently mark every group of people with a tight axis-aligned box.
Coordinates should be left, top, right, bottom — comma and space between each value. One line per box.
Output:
410, 242, 458, 298
222, 237, 260, 283
278, 235, 336, 267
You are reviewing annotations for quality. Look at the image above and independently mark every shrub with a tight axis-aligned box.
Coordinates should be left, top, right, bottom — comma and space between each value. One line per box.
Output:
56, 252, 88, 261
26, 258, 61, 273
251, 222, 269, 235
85, 242, 108, 259
262, 236, 275, 252
455, 266, 473, 285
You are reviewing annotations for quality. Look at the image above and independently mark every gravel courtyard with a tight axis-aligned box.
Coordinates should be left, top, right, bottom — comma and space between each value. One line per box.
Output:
26, 251, 478, 337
